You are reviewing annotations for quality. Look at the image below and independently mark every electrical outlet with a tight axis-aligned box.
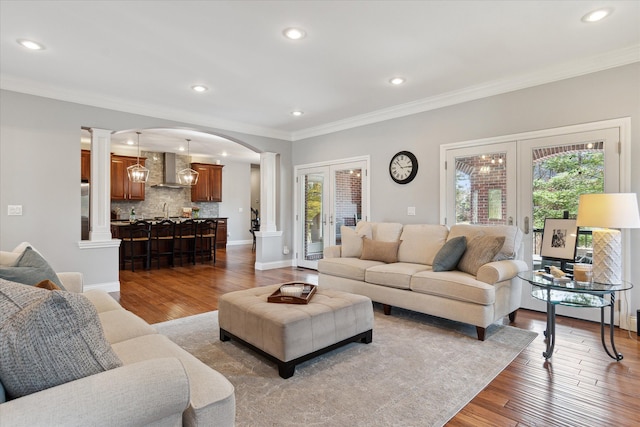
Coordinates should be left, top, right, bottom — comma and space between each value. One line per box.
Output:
8, 205, 23, 216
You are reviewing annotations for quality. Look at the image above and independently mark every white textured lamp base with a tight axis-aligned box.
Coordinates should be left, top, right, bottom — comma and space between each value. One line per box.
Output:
592, 229, 621, 284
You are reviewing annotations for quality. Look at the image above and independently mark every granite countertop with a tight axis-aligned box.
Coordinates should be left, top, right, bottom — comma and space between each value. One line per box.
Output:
111, 217, 225, 226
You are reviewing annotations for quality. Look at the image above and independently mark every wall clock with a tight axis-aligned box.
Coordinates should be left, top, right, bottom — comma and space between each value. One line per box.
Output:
389, 151, 418, 184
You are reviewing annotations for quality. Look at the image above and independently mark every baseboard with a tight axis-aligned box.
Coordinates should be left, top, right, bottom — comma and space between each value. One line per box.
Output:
254, 259, 295, 270
84, 281, 120, 293
227, 240, 253, 246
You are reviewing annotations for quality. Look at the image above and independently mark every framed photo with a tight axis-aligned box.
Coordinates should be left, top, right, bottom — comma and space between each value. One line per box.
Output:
540, 218, 578, 262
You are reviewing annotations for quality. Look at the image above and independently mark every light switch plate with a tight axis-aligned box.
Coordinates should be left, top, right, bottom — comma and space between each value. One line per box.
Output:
407, 207, 416, 216
8, 205, 23, 216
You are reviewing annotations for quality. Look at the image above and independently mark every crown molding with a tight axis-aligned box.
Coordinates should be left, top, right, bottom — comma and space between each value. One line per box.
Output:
2, 45, 638, 143
0, 77, 291, 141
291, 45, 640, 141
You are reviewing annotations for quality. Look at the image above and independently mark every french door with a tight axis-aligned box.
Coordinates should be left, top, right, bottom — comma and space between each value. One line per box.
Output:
442, 121, 625, 322
295, 158, 369, 269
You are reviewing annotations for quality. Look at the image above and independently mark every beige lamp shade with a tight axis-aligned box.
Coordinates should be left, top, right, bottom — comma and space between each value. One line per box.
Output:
576, 193, 640, 284
576, 193, 640, 228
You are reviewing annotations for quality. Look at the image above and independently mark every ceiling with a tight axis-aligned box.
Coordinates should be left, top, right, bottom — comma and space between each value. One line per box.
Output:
2, 1, 639, 147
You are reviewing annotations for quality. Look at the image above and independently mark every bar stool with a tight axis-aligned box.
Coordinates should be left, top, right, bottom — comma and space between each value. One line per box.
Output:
150, 219, 175, 269
196, 219, 218, 263
120, 220, 151, 271
174, 219, 197, 266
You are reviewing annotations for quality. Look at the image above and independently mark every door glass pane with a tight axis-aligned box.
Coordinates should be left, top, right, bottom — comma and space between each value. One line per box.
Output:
303, 173, 324, 261
455, 152, 507, 225
531, 141, 604, 268
334, 167, 362, 245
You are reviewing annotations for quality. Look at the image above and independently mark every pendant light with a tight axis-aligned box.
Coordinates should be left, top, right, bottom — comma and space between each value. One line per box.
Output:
178, 138, 199, 186
127, 131, 149, 183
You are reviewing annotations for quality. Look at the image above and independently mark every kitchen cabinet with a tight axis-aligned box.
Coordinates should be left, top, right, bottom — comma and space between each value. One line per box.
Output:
111, 154, 146, 201
81, 150, 91, 182
215, 218, 227, 249
191, 163, 223, 202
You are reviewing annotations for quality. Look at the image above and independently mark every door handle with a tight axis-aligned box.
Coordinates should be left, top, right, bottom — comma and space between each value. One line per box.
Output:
524, 216, 530, 234
508, 216, 513, 226
329, 215, 334, 225
323, 215, 327, 225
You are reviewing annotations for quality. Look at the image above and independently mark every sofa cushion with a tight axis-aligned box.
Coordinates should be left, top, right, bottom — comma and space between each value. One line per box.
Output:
457, 235, 505, 276
432, 236, 467, 272
99, 309, 158, 344
360, 237, 401, 263
447, 224, 522, 260
341, 223, 372, 257
82, 289, 125, 313
366, 222, 404, 242
397, 224, 449, 265
112, 334, 236, 427
317, 257, 384, 281
0, 279, 122, 399
0, 246, 65, 290
0, 251, 20, 267
365, 262, 431, 290
410, 270, 495, 305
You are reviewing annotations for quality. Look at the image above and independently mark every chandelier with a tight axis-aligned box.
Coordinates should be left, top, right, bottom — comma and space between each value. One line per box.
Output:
178, 138, 199, 186
127, 131, 149, 183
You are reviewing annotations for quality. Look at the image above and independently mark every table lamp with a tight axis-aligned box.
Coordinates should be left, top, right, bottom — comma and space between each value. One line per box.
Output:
576, 193, 640, 284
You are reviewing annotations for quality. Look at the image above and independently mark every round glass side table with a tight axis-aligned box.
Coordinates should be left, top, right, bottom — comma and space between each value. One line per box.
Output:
518, 271, 633, 361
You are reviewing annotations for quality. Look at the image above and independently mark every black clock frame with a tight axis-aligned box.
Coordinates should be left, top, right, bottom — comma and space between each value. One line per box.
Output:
389, 151, 418, 184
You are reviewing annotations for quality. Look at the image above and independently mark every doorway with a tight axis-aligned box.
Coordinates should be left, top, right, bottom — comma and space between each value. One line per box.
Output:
295, 157, 369, 269
441, 119, 629, 322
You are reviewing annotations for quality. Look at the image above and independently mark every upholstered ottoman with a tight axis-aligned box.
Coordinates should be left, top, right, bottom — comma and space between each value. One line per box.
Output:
219, 284, 373, 378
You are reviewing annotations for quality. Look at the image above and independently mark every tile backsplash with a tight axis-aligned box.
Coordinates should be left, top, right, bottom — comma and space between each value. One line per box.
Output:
111, 150, 220, 219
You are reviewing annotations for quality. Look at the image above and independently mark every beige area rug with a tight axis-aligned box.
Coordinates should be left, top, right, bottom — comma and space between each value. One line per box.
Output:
154, 305, 537, 427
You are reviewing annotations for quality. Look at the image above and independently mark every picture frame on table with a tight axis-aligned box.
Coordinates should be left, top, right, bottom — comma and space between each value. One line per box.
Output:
540, 218, 579, 262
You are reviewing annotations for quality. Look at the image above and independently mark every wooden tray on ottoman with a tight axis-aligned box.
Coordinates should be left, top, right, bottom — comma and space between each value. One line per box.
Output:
267, 282, 317, 304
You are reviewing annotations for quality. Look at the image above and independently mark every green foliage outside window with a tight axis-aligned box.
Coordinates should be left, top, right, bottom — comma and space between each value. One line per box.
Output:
532, 151, 604, 230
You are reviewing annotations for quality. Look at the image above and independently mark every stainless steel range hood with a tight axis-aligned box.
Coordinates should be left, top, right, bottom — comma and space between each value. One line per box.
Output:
151, 153, 189, 188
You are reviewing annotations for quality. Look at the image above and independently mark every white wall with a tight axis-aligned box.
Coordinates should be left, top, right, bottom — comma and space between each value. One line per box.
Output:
0, 90, 293, 289
292, 63, 640, 315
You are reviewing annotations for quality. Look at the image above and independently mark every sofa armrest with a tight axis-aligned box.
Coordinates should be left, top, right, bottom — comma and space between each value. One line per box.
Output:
323, 245, 342, 258
0, 358, 190, 427
476, 259, 528, 285
56, 272, 83, 293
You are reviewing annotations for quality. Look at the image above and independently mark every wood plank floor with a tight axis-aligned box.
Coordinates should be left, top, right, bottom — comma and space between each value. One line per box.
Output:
116, 245, 640, 426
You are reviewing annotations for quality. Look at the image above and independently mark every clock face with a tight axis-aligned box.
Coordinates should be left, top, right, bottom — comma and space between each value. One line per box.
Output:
389, 151, 418, 184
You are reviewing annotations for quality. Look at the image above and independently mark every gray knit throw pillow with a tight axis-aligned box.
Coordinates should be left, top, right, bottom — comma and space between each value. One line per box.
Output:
0, 279, 122, 399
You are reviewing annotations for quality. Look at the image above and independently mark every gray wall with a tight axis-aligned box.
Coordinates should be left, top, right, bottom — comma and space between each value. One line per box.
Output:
292, 63, 640, 312
0, 90, 293, 288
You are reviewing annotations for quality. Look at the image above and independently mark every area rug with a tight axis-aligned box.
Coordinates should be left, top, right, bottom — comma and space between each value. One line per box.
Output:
154, 305, 536, 427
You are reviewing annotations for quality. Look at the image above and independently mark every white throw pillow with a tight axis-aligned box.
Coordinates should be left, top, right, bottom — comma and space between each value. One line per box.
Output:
341, 223, 372, 257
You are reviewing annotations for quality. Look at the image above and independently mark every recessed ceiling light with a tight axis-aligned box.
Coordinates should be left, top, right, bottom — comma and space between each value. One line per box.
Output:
178, 146, 185, 152
283, 27, 306, 40
17, 39, 45, 50
291, 110, 304, 117
126, 139, 134, 145
389, 77, 406, 85
191, 85, 208, 93
581, 8, 613, 23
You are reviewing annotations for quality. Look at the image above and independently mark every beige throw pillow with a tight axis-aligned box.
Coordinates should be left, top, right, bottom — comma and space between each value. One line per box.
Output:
360, 237, 401, 263
457, 235, 505, 276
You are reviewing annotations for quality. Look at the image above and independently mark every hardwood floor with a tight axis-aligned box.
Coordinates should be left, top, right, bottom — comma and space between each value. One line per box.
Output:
117, 245, 640, 426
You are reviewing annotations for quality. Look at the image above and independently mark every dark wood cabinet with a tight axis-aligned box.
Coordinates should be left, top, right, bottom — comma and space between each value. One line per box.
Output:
111, 154, 146, 201
81, 150, 91, 182
191, 163, 223, 202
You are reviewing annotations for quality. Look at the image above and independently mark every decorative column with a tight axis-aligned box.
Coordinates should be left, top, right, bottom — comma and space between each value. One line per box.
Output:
259, 152, 278, 233
255, 152, 284, 270
89, 128, 113, 241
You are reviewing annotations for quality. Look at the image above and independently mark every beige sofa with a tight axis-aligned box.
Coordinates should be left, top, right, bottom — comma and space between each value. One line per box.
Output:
0, 245, 235, 426
318, 222, 527, 340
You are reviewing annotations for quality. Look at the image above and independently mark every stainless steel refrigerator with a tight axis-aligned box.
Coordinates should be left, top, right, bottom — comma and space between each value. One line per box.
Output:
81, 182, 90, 240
